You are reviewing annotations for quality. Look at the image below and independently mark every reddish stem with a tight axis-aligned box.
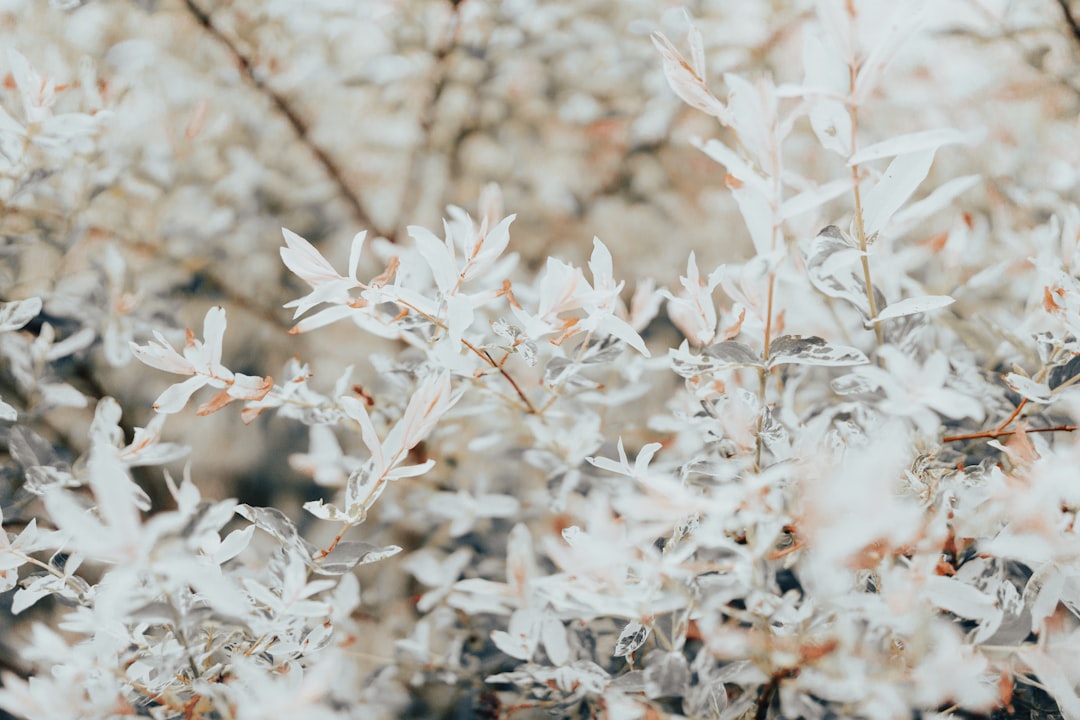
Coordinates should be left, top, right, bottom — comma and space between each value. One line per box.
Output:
942, 424, 1077, 443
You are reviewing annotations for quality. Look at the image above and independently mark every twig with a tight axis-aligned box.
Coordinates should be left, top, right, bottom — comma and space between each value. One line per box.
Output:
180, 0, 386, 238
393, 7, 462, 241
848, 81, 883, 349
942, 424, 1077, 443
461, 339, 538, 414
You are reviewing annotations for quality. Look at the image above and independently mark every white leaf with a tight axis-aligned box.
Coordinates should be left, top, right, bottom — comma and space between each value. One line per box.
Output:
1002, 373, 1053, 404
732, 187, 774, 256
848, 128, 973, 165
12, 582, 52, 615
1025, 563, 1066, 632
541, 616, 570, 666
651, 33, 731, 122
860, 149, 935, 237
924, 576, 998, 621
446, 293, 474, 345
214, 525, 255, 565
347, 231, 367, 282
892, 175, 982, 236
408, 225, 456, 295
808, 98, 852, 157
340, 395, 384, 472
780, 177, 853, 220
38, 383, 88, 409
691, 137, 770, 197
852, 4, 925, 105
868, 295, 954, 324
0, 297, 42, 333
1021, 649, 1080, 720
302, 499, 348, 522
152, 376, 207, 414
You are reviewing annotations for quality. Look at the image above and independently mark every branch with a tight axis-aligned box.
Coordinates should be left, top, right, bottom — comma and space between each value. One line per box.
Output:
942, 424, 1078, 443
180, 0, 387, 238
393, 8, 462, 241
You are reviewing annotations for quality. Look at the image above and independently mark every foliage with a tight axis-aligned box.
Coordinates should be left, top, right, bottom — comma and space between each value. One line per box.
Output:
4, 1, 1080, 719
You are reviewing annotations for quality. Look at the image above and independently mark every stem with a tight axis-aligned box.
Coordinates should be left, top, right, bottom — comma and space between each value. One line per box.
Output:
461, 339, 539, 414
162, 592, 204, 681
537, 330, 595, 414
848, 66, 884, 347
942, 424, 1077, 444
755, 135, 783, 471
755, 369, 768, 472
317, 521, 352, 558
393, 299, 539, 414
949, 346, 1066, 442
395, 6, 462, 241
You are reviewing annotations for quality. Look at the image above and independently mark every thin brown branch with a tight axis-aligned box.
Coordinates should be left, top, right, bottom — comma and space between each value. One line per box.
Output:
1057, 0, 1080, 47
180, 0, 386, 238
942, 424, 1078, 443
394, 7, 462, 241
460, 339, 538, 414
390, 298, 538, 414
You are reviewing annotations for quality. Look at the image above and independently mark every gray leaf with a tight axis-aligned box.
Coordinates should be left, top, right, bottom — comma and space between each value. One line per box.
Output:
614, 621, 650, 658
767, 335, 868, 368
235, 504, 318, 562
703, 341, 762, 367
643, 651, 690, 699
315, 541, 402, 575
831, 373, 877, 395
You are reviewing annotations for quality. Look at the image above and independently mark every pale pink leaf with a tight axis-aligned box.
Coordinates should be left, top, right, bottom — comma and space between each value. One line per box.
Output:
400, 371, 458, 453
130, 331, 195, 375
650, 32, 731, 122
280, 228, 342, 287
